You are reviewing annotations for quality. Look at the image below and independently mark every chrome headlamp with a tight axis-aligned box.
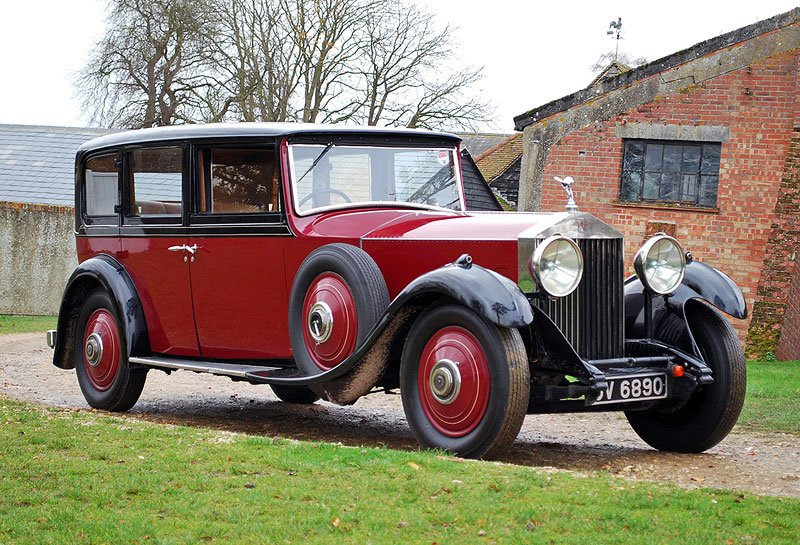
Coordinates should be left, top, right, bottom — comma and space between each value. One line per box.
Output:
529, 235, 584, 297
634, 235, 686, 295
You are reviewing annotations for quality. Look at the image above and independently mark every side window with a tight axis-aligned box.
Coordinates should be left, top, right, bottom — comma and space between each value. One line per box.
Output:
620, 140, 721, 208
128, 148, 183, 217
84, 154, 118, 217
198, 147, 279, 214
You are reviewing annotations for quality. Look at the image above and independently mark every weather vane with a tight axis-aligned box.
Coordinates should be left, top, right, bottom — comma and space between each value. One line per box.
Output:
554, 176, 578, 212
607, 17, 622, 62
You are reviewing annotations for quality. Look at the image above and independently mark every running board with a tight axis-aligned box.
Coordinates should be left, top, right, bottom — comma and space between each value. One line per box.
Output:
129, 356, 304, 384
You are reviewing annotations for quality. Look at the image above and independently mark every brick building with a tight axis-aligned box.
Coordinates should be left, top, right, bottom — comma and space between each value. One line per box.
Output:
513, 9, 800, 359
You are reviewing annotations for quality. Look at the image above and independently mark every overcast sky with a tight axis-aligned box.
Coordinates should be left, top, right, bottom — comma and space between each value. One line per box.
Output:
0, 1, 797, 132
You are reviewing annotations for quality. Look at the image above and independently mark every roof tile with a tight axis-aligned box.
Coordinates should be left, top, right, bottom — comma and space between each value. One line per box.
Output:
474, 133, 523, 183
0, 124, 113, 206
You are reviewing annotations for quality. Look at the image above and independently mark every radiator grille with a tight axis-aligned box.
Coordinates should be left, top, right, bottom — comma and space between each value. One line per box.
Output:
535, 238, 624, 360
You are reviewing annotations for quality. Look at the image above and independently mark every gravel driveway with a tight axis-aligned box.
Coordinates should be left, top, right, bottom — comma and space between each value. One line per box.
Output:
2, 332, 798, 497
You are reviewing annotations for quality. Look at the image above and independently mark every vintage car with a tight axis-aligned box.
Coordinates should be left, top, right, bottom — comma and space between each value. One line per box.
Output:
47, 123, 747, 459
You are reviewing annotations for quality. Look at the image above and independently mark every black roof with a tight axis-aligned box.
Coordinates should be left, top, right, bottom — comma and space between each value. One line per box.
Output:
79, 122, 460, 153
460, 150, 502, 212
514, 7, 800, 130
488, 159, 521, 209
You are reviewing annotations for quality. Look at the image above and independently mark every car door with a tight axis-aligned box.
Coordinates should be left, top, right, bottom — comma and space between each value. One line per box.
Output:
187, 143, 292, 360
117, 144, 200, 357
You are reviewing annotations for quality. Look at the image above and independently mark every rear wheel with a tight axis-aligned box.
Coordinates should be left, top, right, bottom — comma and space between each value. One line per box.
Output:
400, 304, 530, 459
74, 290, 147, 411
270, 384, 320, 404
626, 306, 746, 452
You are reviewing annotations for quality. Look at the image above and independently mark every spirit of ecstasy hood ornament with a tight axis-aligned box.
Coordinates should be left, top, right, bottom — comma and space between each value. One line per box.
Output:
554, 176, 578, 212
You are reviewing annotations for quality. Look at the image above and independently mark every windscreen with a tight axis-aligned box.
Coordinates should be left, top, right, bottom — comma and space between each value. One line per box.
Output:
288, 144, 463, 213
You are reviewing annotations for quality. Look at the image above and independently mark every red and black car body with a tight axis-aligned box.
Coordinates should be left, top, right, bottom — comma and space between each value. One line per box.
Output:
49, 123, 747, 459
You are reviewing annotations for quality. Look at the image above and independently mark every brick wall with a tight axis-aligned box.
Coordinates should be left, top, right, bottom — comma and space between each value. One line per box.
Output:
537, 49, 800, 346
769, 123, 800, 359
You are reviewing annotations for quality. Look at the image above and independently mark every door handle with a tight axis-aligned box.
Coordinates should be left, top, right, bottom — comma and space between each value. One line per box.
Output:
167, 244, 199, 256
167, 244, 197, 261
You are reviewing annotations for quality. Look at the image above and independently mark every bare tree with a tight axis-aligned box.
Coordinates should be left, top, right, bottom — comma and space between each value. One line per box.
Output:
357, 2, 491, 130
79, 0, 493, 130
77, 0, 215, 128
199, 0, 300, 122
278, 0, 375, 123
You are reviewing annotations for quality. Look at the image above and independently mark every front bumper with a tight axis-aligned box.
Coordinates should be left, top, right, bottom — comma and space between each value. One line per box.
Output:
528, 305, 713, 411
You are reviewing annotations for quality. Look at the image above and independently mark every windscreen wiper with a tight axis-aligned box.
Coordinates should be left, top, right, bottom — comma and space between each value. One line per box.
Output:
295, 142, 334, 186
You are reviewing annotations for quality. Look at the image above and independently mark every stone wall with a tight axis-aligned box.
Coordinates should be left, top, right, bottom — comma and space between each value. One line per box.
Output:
523, 35, 800, 349
0, 201, 77, 315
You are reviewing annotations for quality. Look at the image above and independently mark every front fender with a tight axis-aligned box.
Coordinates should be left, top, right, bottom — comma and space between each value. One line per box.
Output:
393, 255, 534, 328
624, 258, 747, 357
53, 254, 150, 369
248, 255, 532, 387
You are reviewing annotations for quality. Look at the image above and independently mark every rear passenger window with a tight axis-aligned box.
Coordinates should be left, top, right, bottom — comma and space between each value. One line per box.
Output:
128, 148, 183, 217
198, 147, 279, 214
84, 154, 118, 216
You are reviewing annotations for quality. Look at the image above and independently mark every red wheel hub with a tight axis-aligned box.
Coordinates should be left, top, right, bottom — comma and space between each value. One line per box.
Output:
82, 309, 121, 391
301, 273, 358, 371
418, 326, 490, 437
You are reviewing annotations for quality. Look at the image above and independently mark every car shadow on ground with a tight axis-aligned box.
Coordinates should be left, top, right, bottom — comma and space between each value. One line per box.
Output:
126, 396, 666, 471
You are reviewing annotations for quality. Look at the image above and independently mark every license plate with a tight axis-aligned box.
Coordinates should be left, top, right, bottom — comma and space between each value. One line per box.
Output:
593, 372, 668, 405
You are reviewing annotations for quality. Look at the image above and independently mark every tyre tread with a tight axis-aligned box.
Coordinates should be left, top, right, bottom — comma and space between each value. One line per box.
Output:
479, 326, 530, 458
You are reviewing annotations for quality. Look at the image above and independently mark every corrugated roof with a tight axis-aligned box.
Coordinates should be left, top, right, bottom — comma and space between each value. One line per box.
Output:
0, 124, 114, 206
474, 133, 523, 183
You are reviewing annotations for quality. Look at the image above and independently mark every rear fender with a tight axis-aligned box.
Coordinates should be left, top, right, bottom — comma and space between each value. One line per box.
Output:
53, 254, 149, 369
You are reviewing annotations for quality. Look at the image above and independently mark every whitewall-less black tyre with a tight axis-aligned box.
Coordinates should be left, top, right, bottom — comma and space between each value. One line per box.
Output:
400, 304, 530, 459
626, 306, 746, 453
74, 290, 147, 412
289, 244, 389, 404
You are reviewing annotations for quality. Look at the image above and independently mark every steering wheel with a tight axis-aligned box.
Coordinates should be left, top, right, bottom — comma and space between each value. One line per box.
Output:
298, 188, 352, 208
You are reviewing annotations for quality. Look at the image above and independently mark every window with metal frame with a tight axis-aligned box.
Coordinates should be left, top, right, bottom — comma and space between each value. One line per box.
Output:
620, 140, 721, 207
127, 148, 183, 217
84, 154, 118, 217
197, 147, 279, 214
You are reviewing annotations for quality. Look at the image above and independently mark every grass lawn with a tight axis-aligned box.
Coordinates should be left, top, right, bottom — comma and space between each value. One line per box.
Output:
740, 360, 800, 435
1, 398, 798, 545
0, 315, 57, 335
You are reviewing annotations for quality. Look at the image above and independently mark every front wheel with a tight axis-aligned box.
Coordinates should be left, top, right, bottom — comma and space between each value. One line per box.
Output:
626, 306, 746, 452
74, 289, 147, 412
400, 304, 530, 459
